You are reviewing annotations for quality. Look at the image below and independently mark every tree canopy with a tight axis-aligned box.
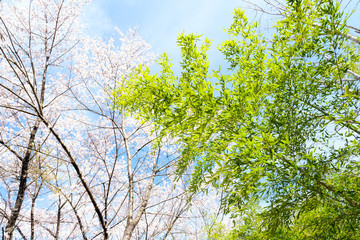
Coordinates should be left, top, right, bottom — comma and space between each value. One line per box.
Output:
0, 0, 224, 239
115, 0, 360, 238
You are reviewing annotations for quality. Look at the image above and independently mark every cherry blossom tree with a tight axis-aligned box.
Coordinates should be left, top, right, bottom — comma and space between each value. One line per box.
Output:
0, 0, 223, 239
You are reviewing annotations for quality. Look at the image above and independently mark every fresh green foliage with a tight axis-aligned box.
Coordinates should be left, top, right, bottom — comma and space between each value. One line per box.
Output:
114, 0, 360, 237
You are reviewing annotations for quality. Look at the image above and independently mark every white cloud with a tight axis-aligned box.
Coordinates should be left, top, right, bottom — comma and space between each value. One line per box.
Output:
80, 1, 115, 37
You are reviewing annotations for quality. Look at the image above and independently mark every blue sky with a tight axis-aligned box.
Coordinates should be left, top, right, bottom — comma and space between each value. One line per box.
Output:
81, 0, 360, 71
82, 0, 249, 50
81, 0, 269, 70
